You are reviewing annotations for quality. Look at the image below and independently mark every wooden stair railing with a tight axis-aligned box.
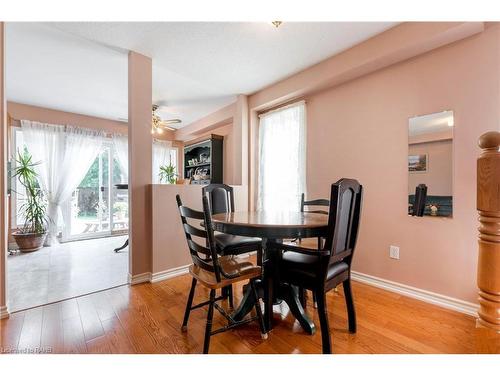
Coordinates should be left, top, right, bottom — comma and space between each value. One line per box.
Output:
477, 131, 500, 340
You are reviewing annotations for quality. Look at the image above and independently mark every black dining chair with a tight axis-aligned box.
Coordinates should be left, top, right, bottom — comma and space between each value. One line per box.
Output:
276, 178, 363, 354
203, 184, 262, 307
176, 194, 267, 354
412, 183, 427, 217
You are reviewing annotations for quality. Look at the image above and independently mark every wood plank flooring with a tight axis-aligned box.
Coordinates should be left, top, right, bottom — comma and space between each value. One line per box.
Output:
1, 271, 484, 354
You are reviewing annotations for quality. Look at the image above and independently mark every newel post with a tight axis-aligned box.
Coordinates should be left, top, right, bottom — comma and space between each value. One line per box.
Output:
477, 131, 500, 332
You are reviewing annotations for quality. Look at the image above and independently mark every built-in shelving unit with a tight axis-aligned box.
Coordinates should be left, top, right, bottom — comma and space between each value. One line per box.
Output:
183, 134, 223, 185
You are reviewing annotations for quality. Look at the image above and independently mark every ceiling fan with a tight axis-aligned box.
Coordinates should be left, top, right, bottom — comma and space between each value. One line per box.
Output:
152, 104, 181, 134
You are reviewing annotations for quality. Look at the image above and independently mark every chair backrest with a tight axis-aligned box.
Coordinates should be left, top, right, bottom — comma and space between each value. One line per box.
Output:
300, 193, 330, 215
176, 194, 221, 282
202, 183, 235, 215
412, 184, 427, 217
323, 179, 363, 270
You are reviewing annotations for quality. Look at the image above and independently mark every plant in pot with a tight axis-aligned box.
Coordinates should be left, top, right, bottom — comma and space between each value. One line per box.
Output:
12, 149, 48, 252
159, 163, 178, 184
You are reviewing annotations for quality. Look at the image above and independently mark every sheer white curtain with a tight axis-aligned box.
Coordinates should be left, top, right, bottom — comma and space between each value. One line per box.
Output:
152, 140, 177, 184
112, 134, 128, 181
21, 120, 104, 245
257, 101, 306, 212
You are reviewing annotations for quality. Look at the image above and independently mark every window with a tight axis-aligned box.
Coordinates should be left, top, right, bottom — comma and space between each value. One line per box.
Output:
11, 128, 27, 227
152, 141, 178, 184
257, 101, 306, 212
12, 127, 129, 240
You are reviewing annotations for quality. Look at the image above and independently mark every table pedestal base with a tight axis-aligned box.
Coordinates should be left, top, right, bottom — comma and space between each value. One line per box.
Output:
231, 281, 315, 335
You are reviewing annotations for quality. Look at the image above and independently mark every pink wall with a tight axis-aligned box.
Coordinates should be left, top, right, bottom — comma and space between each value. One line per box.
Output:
151, 184, 248, 275
303, 25, 500, 303
185, 22, 499, 304
7, 101, 128, 134
7, 101, 175, 142
174, 103, 234, 142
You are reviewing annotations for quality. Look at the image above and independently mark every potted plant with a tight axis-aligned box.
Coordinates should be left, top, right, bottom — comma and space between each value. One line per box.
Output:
159, 163, 178, 184
12, 149, 48, 252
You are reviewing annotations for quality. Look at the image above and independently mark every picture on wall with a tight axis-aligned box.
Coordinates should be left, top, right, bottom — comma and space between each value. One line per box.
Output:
408, 154, 428, 172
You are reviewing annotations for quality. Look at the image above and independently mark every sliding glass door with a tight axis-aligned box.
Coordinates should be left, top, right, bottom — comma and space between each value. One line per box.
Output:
61, 142, 127, 241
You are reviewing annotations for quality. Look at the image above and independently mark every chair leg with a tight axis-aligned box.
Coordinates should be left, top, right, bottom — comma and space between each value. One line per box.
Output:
343, 279, 357, 333
250, 279, 268, 339
203, 289, 216, 354
316, 290, 332, 354
264, 274, 273, 332
182, 278, 197, 331
228, 285, 234, 309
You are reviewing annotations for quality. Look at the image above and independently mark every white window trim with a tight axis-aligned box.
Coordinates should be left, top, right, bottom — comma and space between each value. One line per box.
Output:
10, 127, 22, 229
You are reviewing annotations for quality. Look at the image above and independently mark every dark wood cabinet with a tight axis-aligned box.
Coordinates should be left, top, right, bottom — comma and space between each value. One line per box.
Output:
183, 134, 223, 184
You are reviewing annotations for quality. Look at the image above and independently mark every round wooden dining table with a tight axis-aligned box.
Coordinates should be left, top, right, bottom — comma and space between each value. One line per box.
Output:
211, 211, 329, 334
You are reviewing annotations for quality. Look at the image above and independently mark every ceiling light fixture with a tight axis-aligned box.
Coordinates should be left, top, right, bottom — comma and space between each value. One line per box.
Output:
270, 21, 283, 28
152, 104, 181, 134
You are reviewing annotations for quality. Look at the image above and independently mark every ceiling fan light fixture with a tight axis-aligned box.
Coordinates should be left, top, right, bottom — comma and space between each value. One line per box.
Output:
270, 21, 283, 28
152, 104, 181, 133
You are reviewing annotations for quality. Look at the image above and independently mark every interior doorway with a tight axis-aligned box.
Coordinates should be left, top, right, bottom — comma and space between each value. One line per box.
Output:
5, 22, 130, 313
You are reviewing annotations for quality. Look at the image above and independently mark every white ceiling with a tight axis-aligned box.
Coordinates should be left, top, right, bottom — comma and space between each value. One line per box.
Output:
6, 22, 397, 128
409, 111, 454, 137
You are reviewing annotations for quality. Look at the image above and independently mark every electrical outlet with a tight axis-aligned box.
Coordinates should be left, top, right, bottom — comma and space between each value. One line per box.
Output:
389, 245, 400, 260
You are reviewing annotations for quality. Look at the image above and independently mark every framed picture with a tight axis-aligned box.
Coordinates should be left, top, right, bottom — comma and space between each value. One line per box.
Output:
408, 154, 428, 173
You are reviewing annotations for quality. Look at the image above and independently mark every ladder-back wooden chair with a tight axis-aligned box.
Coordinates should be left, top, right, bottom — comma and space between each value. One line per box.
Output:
202, 183, 262, 308
176, 194, 267, 354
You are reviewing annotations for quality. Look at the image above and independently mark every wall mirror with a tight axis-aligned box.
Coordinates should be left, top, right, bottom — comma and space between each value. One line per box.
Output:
408, 110, 453, 218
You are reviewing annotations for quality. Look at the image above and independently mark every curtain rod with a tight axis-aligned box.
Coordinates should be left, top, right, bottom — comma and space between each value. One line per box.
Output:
258, 99, 306, 118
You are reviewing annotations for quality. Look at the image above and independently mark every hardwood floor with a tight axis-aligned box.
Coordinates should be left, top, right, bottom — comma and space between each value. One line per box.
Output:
1, 270, 483, 354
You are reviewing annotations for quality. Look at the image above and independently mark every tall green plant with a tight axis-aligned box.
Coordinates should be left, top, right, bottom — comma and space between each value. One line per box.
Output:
159, 164, 177, 184
13, 149, 48, 234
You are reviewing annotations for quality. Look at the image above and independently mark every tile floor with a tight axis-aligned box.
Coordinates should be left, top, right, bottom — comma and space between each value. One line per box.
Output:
7, 235, 128, 312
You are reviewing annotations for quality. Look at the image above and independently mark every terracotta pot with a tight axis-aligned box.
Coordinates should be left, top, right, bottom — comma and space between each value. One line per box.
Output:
12, 232, 48, 253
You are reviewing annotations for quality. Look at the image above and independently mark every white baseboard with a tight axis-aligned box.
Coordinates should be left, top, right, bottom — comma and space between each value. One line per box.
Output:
128, 272, 152, 285
351, 271, 479, 317
130, 266, 478, 317
151, 264, 190, 283
0, 305, 10, 319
